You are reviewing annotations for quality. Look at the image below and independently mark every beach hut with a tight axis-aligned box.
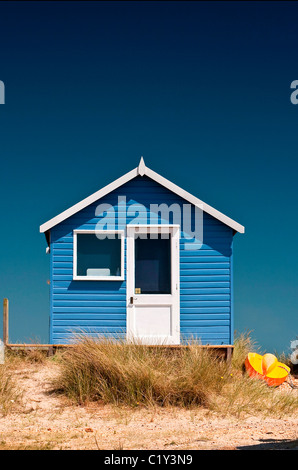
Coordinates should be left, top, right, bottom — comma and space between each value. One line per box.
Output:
40, 158, 244, 348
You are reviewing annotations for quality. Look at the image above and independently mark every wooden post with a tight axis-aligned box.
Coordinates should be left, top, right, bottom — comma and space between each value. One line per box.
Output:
226, 347, 232, 367
3, 298, 9, 345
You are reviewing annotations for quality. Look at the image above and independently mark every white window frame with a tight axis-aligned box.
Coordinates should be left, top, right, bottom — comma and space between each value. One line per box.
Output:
73, 229, 125, 281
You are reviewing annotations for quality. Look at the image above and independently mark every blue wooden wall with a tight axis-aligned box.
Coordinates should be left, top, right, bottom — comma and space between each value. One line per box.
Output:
49, 176, 234, 345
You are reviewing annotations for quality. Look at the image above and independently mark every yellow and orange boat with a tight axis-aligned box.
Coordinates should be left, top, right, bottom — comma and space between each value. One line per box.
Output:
245, 352, 290, 387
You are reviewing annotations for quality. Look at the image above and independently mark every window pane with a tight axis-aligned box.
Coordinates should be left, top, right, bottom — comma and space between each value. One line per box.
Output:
135, 235, 171, 294
77, 233, 122, 277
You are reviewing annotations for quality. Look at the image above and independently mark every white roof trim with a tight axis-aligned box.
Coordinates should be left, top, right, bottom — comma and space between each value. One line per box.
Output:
40, 158, 245, 234
138, 156, 146, 176
40, 167, 138, 234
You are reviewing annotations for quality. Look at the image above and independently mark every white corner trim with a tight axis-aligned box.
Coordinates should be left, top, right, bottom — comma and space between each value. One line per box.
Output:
40, 160, 244, 235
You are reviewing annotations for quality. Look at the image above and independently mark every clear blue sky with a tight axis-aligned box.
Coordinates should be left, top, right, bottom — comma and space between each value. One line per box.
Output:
0, 1, 297, 354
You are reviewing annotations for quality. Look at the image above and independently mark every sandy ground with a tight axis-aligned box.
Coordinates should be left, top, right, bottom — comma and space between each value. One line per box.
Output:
0, 361, 297, 450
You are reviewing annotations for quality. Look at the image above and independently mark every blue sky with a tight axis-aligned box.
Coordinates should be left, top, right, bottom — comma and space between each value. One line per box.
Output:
0, 1, 297, 354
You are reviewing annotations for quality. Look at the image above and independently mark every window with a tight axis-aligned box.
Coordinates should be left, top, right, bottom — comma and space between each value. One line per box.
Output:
135, 234, 171, 294
73, 230, 124, 280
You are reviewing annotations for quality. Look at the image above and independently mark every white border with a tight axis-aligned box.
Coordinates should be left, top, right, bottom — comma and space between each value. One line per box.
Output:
73, 229, 125, 281
40, 158, 244, 235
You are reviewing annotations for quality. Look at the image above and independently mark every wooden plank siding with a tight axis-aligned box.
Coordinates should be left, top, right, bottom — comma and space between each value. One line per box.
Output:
50, 176, 233, 345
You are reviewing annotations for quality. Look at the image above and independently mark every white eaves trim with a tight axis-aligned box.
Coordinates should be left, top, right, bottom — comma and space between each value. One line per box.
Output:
40, 167, 138, 234
40, 157, 245, 235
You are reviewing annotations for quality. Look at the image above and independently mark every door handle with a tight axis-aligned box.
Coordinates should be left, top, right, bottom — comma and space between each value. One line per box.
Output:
130, 296, 134, 305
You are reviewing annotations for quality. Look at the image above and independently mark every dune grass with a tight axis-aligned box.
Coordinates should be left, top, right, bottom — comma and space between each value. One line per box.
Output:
0, 346, 48, 417
0, 360, 23, 416
54, 332, 298, 417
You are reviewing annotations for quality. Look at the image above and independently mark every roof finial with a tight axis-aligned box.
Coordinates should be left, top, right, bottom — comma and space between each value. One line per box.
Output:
138, 156, 146, 176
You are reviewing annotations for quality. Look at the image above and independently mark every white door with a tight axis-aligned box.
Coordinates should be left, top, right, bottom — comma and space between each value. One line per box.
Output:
126, 225, 180, 345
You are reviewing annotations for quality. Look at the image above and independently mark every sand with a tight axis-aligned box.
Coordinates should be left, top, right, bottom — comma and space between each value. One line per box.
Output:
0, 361, 297, 450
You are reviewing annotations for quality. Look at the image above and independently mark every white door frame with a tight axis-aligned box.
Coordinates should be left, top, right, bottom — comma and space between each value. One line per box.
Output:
126, 224, 180, 345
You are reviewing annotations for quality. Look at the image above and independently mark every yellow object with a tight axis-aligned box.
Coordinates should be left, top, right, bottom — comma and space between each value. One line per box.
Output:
245, 352, 290, 386
261, 353, 278, 375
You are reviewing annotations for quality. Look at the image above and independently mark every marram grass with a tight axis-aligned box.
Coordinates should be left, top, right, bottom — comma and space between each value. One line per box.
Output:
53, 333, 298, 417
0, 361, 23, 416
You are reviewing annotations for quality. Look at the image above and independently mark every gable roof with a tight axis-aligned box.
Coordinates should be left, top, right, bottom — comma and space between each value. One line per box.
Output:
40, 157, 245, 235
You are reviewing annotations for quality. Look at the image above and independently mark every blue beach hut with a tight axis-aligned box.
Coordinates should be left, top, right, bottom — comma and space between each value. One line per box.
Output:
40, 158, 244, 347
